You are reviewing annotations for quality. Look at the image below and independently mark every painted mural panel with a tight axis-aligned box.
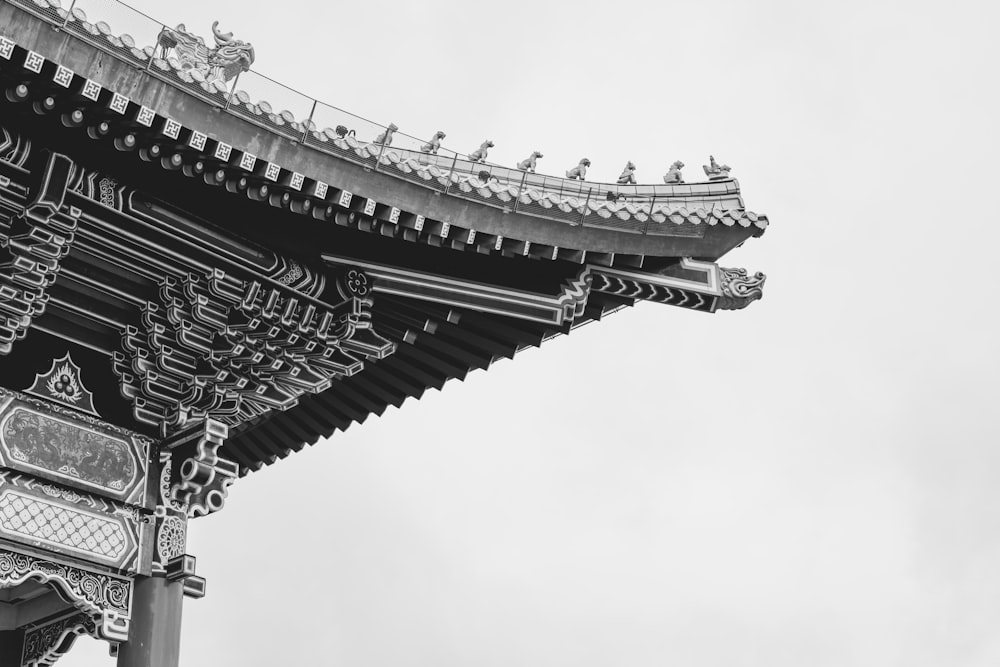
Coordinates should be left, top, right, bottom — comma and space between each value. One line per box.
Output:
0, 395, 149, 506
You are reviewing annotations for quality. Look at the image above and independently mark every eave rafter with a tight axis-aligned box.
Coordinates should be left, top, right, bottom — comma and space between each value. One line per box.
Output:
323, 255, 766, 325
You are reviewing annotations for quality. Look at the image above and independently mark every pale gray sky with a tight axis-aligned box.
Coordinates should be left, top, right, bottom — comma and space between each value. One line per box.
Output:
61, 0, 1000, 665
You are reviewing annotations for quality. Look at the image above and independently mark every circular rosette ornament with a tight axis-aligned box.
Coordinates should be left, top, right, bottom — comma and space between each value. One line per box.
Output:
337, 268, 372, 300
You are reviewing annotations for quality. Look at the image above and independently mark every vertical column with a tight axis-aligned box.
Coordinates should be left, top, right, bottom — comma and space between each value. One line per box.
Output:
0, 628, 25, 666
116, 575, 184, 667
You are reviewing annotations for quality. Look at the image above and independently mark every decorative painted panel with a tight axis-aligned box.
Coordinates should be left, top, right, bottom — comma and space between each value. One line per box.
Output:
0, 490, 128, 564
0, 471, 144, 573
0, 393, 150, 506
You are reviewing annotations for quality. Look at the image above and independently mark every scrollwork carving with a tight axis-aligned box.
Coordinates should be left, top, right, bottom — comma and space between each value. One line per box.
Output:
22, 613, 96, 667
170, 419, 238, 518
717, 267, 766, 310
0, 547, 131, 642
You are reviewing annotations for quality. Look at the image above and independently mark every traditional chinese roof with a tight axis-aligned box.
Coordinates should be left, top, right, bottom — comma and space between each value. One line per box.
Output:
0, 0, 768, 475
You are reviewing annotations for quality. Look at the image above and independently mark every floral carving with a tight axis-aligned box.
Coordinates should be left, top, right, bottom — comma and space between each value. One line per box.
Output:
157, 514, 187, 562
26, 354, 99, 416
44, 362, 82, 405
339, 268, 371, 299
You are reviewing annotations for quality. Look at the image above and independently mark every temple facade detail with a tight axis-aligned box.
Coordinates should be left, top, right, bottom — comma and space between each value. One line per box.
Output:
0, 0, 769, 663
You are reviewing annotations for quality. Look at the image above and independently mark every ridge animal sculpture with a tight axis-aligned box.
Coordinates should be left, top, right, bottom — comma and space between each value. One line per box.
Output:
373, 123, 398, 146
566, 158, 591, 180
468, 140, 494, 163
156, 21, 255, 88
420, 131, 446, 154
617, 161, 637, 185
703, 155, 731, 179
518, 151, 543, 172
663, 160, 685, 184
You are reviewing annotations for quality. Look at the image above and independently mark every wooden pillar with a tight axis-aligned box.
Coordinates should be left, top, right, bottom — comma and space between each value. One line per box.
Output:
0, 628, 25, 666
116, 576, 184, 667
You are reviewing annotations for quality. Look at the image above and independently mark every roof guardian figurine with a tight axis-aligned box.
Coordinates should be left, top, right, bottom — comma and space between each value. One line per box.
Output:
420, 131, 446, 154
156, 21, 255, 89
517, 151, 543, 172
703, 155, 731, 180
373, 123, 398, 146
663, 160, 685, 184
566, 158, 591, 180
468, 140, 494, 163
617, 161, 637, 185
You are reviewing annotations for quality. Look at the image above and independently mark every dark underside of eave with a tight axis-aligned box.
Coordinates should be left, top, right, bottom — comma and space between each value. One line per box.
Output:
0, 103, 642, 474
223, 291, 632, 474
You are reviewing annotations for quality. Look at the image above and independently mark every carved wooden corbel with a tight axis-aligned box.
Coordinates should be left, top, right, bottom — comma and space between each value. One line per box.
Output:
170, 419, 238, 518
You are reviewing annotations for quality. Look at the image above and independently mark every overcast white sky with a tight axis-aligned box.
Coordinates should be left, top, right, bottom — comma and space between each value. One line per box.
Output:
58, 0, 1000, 665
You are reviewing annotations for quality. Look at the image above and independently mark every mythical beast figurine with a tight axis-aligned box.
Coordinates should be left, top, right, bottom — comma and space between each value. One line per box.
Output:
566, 158, 591, 180
517, 151, 543, 172
156, 21, 255, 88
469, 140, 494, 163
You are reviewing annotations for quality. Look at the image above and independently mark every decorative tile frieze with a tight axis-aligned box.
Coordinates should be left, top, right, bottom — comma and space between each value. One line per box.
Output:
187, 131, 207, 151
53, 65, 74, 88
108, 93, 128, 115
80, 79, 101, 102
162, 118, 181, 139
23, 50, 44, 74
213, 142, 232, 162
136, 106, 155, 127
